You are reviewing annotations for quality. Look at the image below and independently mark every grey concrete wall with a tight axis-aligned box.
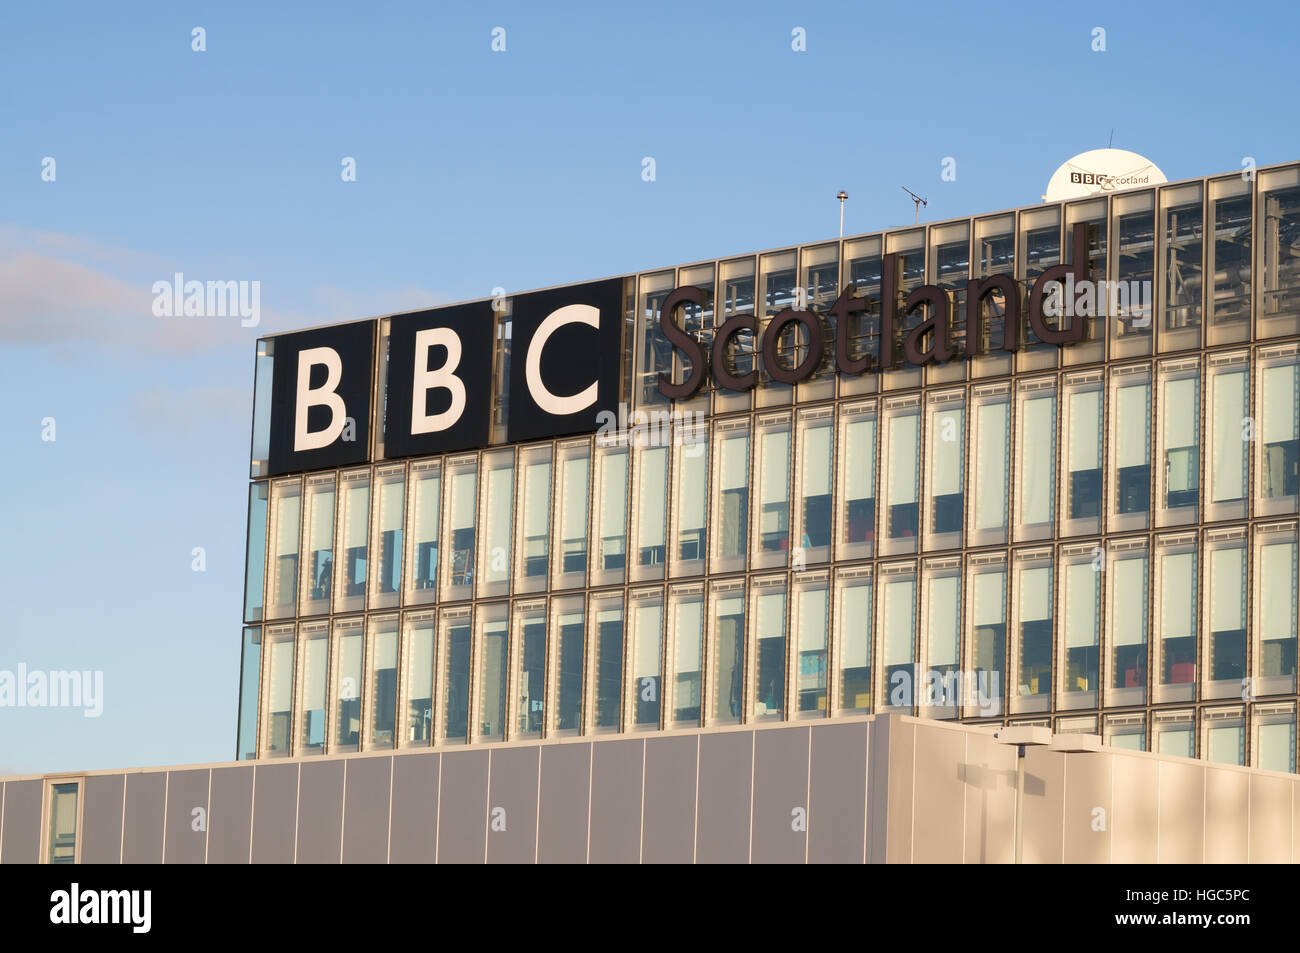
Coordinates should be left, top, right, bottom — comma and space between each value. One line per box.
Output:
5, 714, 1298, 863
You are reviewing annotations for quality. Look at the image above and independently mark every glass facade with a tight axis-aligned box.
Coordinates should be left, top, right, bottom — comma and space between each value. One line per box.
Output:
240, 163, 1300, 774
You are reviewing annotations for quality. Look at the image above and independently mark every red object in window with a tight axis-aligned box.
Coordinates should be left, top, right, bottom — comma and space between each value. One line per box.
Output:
1170, 662, 1195, 684
1124, 668, 1141, 688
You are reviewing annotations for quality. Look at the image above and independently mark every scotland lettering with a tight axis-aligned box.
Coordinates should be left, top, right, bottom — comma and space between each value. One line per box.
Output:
658, 223, 1092, 399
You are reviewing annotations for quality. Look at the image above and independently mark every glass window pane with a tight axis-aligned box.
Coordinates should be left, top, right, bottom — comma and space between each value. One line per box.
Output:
635, 270, 675, 409
966, 563, 1005, 717
882, 401, 920, 553
590, 597, 624, 732
370, 466, 404, 609
1159, 183, 1203, 349
1259, 358, 1299, 509
335, 469, 370, 614
632, 446, 668, 577
1155, 713, 1195, 758
553, 440, 590, 588
670, 438, 708, 576
517, 448, 552, 590
511, 603, 547, 739
922, 568, 960, 710
1110, 190, 1154, 356
629, 591, 664, 729
365, 616, 398, 748
237, 626, 261, 760
1012, 556, 1053, 713
442, 458, 477, 601
266, 479, 301, 620
475, 606, 508, 742
879, 570, 916, 710
1015, 380, 1056, 540
301, 474, 336, 615
261, 625, 295, 757
751, 582, 787, 720
439, 610, 472, 743
478, 451, 513, 598
1255, 711, 1297, 773
971, 390, 1009, 544
669, 587, 704, 727
47, 782, 79, 864
331, 617, 363, 751
711, 422, 750, 572
835, 570, 872, 713
753, 417, 791, 567
796, 414, 833, 563
1207, 177, 1251, 343
244, 482, 268, 622
1157, 367, 1199, 523
551, 597, 586, 733
404, 461, 440, 605
1111, 375, 1152, 527
926, 395, 964, 548
1156, 539, 1198, 703
837, 402, 876, 560
708, 583, 745, 725
1205, 714, 1245, 766
400, 613, 435, 746
593, 446, 628, 586
1108, 548, 1149, 706
1064, 383, 1102, 530
1257, 536, 1298, 692
296, 621, 329, 754
1208, 361, 1249, 519
1060, 557, 1100, 705
1258, 167, 1300, 333
1206, 541, 1247, 698
794, 576, 828, 715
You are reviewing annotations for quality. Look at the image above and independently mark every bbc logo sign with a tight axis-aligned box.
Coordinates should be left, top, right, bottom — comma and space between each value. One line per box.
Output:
266, 278, 624, 476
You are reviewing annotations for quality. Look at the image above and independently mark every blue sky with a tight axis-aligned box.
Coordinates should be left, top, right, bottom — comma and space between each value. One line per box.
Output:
2, 0, 1298, 775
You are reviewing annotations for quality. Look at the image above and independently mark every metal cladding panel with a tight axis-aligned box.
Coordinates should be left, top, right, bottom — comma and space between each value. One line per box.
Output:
1020, 746, 1064, 864
537, 743, 591, 864
751, 727, 810, 864
589, 738, 644, 864
486, 746, 540, 864
80, 774, 125, 864
343, 757, 393, 864
207, 765, 254, 864
389, 752, 440, 864
1156, 759, 1205, 864
251, 762, 299, 864
437, 750, 489, 863
1110, 754, 1158, 863
1204, 767, 1249, 863
910, 723, 969, 864
0, 780, 41, 864
163, 769, 210, 864
296, 759, 344, 864
808, 721, 868, 864
960, 730, 1016, 864
641, 735, 698, 864
1062, 754, 1111, 864
1248, 773, 1292, 864
121, 772, 166, 864
696, 730, 753, 864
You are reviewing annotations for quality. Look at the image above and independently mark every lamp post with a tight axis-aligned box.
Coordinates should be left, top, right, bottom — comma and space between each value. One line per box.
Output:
837, 191, 848, 237
992, 725, 1052, 863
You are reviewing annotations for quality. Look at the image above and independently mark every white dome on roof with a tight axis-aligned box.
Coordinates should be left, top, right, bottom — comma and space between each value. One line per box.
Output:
1043, 149, 1167, 201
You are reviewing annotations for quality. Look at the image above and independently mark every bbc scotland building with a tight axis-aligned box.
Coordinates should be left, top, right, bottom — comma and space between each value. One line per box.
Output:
238, 158, 1300, 770
6, 157, 1300, 866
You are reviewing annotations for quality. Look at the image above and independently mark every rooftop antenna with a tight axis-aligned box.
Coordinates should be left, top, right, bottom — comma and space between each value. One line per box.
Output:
901, 186, 927, 225
836, 191, 848, 237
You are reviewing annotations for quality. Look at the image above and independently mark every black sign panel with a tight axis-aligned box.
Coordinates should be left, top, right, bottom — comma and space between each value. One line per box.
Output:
383, 302, 494, 458
506, 277, 624, 443
267, 322, 374, 475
